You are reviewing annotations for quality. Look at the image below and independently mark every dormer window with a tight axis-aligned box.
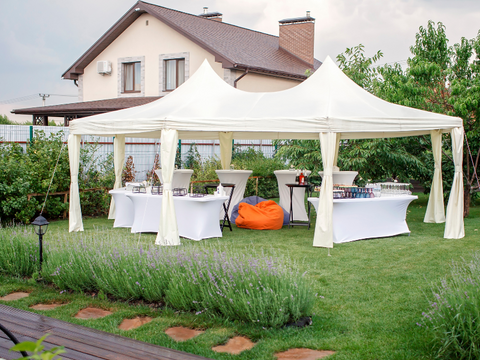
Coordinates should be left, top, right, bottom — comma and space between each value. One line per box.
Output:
123, 62, 141, 93
165, 58, 185, 91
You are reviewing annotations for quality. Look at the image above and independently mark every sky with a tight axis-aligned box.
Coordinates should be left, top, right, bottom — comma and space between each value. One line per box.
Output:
1, 0, 480, 123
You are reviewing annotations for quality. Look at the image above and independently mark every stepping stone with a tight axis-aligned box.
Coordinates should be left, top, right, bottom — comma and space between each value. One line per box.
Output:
30, 303, 65, 310
0, 292, 30, 301
74, 307, 112, 319
212, 336, 255, 355
275, 348, 335, 360
165, 327, 204, 341
119, 316, 153, 330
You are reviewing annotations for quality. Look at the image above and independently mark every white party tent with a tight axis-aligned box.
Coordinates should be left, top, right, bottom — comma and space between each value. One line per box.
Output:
68, 56, 465, 247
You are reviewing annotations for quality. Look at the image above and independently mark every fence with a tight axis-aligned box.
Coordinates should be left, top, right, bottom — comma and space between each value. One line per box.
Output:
0, 125, 276, 181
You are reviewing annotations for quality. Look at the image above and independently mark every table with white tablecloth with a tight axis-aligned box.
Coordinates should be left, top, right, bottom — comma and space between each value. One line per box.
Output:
125, 193, 229, 240
274, 170, 311, 221
318, 171, 358, 185
109, 188, 134, 228
308, 195, 417, 243
155, 169, 193, 189
215, 170, 252, 219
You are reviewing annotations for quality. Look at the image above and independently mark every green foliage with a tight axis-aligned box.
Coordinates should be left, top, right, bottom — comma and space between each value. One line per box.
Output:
0, 114, 15, 125
0, 131, 114, 224
0, 227, 38, 277
283, 22, 480, 205
40, 235, 314, 327
274, 140, 322, 174
232, 147, 287, 198
375, 21, 480, 208
10, 334, 65, 360
184, 146, 284, 198
421, 253, 480, 359
184, 143, 202, 170
336, 44, 383, 92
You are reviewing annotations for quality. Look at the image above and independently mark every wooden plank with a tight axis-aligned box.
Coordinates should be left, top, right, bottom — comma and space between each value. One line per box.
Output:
0, 305, 211, 360
0, 313, 164, 359
0, 308, 179, 359
0, 316, 156, 360
0, 334, 81, 360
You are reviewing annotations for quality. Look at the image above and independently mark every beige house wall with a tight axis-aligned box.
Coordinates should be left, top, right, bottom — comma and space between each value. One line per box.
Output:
82, 13, 302, 102
234, 71, 301, 92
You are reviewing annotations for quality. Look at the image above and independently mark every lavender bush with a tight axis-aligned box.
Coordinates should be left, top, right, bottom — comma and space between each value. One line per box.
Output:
0, 227, 38, 277
41, 235, 314, 327
420, 254, 480, 360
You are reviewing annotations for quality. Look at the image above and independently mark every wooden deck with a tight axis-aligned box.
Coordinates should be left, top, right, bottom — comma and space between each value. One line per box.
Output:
0, 304, 211, 360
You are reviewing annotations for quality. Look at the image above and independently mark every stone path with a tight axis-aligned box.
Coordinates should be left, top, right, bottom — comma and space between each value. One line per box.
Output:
212, 336, 255, 355
30, 303, 66, 310
74, 307, 112, 319
165, 327, 204, 341
118, 316, 153, 330
0, 292, 30, 301
275, 348, 336, 359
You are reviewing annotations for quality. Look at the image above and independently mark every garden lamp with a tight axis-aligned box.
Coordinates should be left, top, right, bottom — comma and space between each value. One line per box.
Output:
31, 215, 49, 272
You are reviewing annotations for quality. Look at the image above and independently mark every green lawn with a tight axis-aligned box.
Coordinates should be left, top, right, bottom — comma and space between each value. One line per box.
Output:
1, 194, 479, 359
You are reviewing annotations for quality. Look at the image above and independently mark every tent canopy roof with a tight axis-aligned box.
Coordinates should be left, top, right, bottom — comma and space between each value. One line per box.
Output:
69, 56, 463, 140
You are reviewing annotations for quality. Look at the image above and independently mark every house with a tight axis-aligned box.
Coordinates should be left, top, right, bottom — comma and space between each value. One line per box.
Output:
13, 1, 321, 126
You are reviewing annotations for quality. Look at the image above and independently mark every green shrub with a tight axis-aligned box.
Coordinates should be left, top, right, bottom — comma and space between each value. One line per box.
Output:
232, 147, 286, 198
41, 235, 315, 327
0, 227, 38, 277
0, 131, 114, 224
420, 253, 480, 359
0, 114, 15, 125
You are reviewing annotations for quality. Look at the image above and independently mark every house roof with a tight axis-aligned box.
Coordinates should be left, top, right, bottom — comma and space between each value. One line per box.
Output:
12, 97, 161, 117
62, 1, 321, 81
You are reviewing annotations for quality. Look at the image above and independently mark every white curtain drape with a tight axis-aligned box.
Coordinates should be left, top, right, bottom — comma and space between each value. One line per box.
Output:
333, 133, 341, 170
313, 132, 337, 248
108, 135, 126, 219
219, 132, 233, 170
445, 127, 465, 239
424, 129, 445, 223
68, 134, 83, 232
155, 129, 180, 246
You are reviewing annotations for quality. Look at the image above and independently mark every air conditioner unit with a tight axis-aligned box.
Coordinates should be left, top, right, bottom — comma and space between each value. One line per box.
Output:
97, 61, 112, 75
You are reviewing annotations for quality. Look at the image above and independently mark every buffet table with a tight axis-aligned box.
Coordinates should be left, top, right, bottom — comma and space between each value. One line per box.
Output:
125, 193, 229, 240
109, 188, 134, 228
308, 195, 417, 243
215, 170, 252, 219
274, 170, 311, 221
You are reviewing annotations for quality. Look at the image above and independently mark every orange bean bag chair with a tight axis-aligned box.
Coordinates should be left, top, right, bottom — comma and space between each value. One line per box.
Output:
235, 200, 284, 230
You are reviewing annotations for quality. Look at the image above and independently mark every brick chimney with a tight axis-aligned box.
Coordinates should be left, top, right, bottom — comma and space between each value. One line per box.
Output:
279, 11, 315, 67
198, 7, 223, 22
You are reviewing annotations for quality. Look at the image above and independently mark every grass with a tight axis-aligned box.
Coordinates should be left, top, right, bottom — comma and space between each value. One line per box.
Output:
1, 194, 480, 359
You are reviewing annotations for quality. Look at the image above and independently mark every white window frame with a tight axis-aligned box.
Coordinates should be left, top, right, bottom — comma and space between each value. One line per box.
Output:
159, 52, 189, 95
118, 56, 145, 97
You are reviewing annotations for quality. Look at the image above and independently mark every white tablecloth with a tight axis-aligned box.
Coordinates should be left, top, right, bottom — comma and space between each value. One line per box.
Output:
109, 188, 134, 228
215, 170, 252, 219
274, 170, 311, 221
308, 195, 417, 243
318, 171, 358, 185
125, 193, 229, 240
155, 169, 194, 189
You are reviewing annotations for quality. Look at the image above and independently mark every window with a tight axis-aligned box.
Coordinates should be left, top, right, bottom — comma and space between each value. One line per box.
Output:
164, 58, 185, 91
123, 62, 141, 93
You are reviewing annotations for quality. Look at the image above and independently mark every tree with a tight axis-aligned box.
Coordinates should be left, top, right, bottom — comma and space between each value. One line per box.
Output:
278, 22, 480, 217
376, 21, 480, 216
